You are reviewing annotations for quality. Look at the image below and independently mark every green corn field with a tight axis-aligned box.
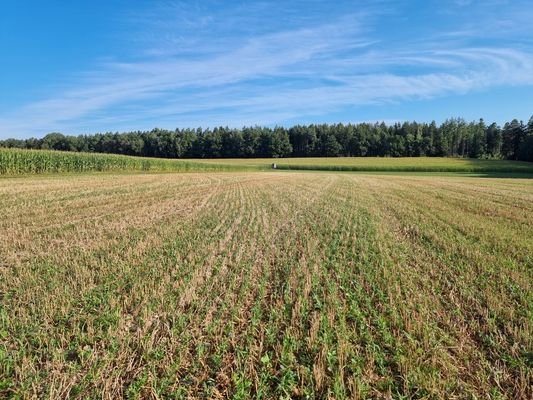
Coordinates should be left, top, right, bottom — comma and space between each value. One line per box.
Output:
0, 148, 251, 175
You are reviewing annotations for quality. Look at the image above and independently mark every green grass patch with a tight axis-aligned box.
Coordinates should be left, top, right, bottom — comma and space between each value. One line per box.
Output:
187, 156, 533, 174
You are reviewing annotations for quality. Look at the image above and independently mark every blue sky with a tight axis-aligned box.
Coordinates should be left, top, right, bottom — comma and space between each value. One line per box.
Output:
1, 0, 532, 139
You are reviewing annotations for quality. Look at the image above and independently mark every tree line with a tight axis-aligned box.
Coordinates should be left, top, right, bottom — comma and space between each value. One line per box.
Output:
1, 117, 532, 161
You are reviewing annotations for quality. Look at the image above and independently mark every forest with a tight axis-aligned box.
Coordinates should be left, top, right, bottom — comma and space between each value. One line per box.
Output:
1, 117, 532, 161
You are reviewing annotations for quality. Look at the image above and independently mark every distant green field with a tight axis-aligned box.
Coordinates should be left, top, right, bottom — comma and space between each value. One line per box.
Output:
1, 148, 532, 176
188, 157, 533, 174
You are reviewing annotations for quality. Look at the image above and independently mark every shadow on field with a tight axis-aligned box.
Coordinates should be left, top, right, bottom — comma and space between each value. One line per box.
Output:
273, 161, 533, 178
471, 172, 533, 179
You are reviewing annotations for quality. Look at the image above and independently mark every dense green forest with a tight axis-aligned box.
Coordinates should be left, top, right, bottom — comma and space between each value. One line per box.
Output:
1, 117, 532, 161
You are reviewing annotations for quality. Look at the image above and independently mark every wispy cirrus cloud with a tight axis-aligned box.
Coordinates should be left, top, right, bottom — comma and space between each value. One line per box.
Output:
1, 0, 532, 138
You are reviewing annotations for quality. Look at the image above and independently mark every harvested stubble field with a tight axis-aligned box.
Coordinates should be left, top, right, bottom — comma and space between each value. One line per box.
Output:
0, 172, 532, 399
